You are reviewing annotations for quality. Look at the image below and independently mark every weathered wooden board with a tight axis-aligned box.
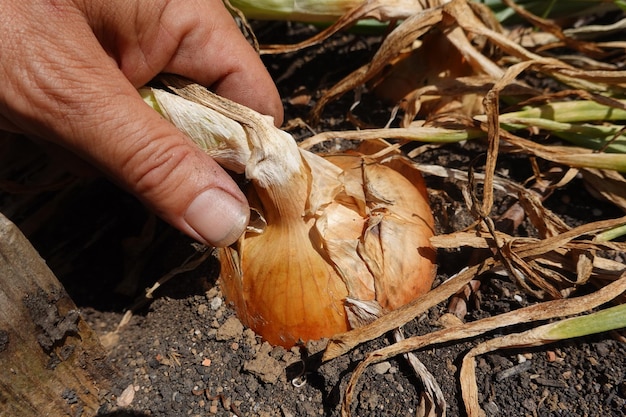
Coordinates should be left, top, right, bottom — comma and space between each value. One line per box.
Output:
0, 212, 116, 416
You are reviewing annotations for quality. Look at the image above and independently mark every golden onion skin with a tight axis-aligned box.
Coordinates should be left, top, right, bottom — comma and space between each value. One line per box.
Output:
220, 224, 351, 347
219, 162, 351, 347
142, 83, 435, 347
219, 150, 436, 348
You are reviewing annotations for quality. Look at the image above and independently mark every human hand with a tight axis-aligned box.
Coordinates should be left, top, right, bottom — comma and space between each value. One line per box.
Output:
0, 0, 283, 247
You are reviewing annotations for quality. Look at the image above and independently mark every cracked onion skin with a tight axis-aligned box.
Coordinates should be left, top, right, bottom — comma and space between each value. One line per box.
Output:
219, 148, 436, 348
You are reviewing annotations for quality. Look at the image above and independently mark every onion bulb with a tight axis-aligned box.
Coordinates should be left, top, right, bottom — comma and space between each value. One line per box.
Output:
142, 80, 436, 347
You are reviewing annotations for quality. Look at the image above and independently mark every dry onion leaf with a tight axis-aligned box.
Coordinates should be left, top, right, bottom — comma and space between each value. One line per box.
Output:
460, 284, 626, 416
340, 270, 626, 417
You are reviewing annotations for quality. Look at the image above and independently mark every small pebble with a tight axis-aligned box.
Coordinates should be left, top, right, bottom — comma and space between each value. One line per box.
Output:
210, 297, 223, 311
197, 304, 208, 315
372, 361, 392, 375
483, 401, 499, 415
116, 384, 136, 408
216, 316, 243, 341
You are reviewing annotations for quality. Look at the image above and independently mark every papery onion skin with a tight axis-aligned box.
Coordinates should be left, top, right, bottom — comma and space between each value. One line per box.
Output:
141, 83, 436, 347
220, 149, 436, 348
326, 154, 436, 310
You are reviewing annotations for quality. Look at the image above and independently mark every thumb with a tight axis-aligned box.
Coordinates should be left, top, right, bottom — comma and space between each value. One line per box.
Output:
59, 83, 250, 247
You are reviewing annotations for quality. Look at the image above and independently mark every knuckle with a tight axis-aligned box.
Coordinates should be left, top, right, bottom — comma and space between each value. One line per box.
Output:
126, 137, 196, 202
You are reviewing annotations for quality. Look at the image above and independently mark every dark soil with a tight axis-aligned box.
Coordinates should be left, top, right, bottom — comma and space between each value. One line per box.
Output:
2, 18, 626, 417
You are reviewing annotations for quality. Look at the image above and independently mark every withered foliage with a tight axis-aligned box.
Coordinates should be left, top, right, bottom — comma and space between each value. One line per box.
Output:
234, 1, 626, 415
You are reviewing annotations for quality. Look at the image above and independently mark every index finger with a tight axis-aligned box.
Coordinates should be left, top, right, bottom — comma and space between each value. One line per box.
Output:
160, 0, 284, 126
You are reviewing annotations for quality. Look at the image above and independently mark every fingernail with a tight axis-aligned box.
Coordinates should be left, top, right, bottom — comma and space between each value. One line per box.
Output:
184, 189, 249, 247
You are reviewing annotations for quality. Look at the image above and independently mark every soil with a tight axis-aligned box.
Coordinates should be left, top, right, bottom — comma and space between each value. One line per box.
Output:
2, 17, 626, 417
